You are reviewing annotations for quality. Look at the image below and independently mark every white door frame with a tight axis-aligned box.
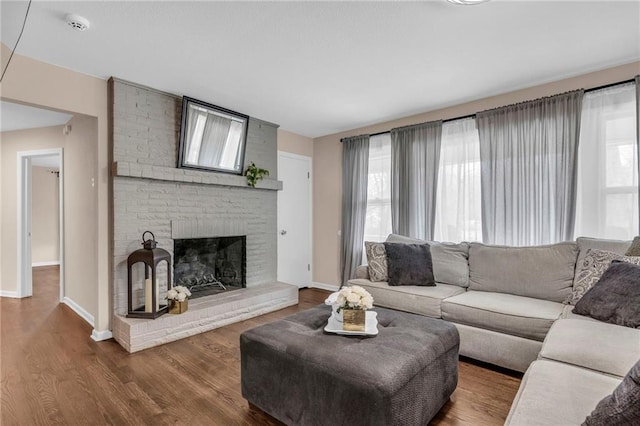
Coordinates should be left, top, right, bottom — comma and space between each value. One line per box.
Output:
277, 151, 313, 287
17, 148, 65, 300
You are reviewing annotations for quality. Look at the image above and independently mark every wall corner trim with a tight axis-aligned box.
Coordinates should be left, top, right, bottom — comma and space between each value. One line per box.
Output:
63, 296, 95, 327
91, 329, 113, 342
310, 282, 339, 292
0, 291, 20, 298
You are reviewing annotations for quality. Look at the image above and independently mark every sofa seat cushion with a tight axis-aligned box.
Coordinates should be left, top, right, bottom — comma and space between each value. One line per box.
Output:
348, 278, 465, 318
441, 291, 564, 341
539, 319, 640, 378
505, 360, 621, 426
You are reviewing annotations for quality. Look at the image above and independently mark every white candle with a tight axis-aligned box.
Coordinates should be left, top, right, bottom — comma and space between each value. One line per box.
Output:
156, 282, 160, 310
144, 278, 152, 313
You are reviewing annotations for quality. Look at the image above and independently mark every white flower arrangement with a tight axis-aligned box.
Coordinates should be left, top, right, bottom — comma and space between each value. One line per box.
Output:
334, 285, 373, 312
166, 285, 192, 303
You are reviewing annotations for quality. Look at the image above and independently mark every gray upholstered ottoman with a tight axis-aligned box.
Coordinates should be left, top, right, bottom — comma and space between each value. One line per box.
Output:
241, 305, 459, 426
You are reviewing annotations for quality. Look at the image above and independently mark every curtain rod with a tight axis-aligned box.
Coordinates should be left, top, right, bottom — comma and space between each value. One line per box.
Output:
584, 78, 636, 93
369, 114, 476, 138
362, 78, 637, 140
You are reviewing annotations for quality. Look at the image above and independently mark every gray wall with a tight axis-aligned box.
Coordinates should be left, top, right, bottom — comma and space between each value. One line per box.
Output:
110, 79, 279, 315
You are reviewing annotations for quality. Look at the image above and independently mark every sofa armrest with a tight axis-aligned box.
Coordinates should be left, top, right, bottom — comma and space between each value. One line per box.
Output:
355, 265, 369, 280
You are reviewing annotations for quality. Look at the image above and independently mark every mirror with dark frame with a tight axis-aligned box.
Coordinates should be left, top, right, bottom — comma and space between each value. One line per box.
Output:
178, 96, 249, 174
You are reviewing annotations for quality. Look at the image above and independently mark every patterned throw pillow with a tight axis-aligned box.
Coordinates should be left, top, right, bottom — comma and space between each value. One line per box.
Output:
626, 236, 640, 257
365, 241, 388, 282
565, 249, 640, 305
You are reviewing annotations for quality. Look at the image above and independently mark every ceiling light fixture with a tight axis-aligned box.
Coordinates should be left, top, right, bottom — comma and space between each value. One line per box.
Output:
446, 0, 491, 5
65, 14, 90, 31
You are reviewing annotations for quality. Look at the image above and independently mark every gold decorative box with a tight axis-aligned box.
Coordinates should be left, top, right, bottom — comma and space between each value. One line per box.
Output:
342, 308, 366, 331
169, 300, 188, 314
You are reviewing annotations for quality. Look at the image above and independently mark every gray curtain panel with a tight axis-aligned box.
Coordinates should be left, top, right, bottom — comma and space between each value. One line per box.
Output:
340, 134, 370, 286
390, 121, 443, 240
636, 75, 639, 231
477, 90, 584, 246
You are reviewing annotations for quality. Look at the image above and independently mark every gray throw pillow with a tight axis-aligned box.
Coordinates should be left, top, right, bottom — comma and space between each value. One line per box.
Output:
364, 241, 388, 282
384, 242, 435, 287
583, 359, 640, 425
626, 236, 640, 257
385, 234, 469, 287
566, 249, 640, 305
573, 261, 640, 328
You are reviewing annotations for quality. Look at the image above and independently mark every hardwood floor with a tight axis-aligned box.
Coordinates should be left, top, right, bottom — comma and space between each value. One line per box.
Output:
1, 267, 521, 425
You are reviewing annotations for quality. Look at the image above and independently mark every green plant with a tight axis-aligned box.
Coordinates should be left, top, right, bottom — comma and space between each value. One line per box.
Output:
244, 162, 269, 188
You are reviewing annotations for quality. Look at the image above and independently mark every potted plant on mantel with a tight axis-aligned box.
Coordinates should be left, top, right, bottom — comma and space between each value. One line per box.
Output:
245, 162, 269, 188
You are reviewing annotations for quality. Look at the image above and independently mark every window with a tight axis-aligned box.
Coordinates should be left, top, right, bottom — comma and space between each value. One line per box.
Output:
360, 82, 638, 246
574, 83, 638, 240
363, 133, 392, 244
434, 118, 482, 242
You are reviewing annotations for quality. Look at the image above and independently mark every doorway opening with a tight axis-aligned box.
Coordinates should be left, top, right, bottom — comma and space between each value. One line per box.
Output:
17, 148, 65, 301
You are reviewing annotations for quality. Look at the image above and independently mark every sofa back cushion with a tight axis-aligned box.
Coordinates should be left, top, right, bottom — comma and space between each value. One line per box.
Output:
468, 242, 578, 302
574, 237, 631, 286
385, 234, 469, 287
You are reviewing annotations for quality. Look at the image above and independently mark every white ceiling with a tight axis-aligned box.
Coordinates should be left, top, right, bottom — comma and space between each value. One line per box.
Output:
0, 101, 72, 132
1, 1, 639, 138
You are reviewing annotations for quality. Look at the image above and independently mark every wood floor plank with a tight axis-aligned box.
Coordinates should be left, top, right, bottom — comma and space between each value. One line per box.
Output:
1, 266, 521, 425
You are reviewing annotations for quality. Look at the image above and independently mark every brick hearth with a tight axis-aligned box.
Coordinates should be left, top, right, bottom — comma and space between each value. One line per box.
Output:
113, 282, 297, 353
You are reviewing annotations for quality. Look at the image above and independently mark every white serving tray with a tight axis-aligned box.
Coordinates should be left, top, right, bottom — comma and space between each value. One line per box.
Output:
324, 311, 378, 336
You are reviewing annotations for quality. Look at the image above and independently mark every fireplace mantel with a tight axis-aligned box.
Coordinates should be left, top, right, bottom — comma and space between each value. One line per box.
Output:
113, 161, 283, 191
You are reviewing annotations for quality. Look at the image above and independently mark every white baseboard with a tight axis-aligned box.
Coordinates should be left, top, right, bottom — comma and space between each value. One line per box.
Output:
32, 261, 60, 267
63, 296, 95, 327
91, 329, 113, 342
0, 290, 20, 298
310, 281, 340, 292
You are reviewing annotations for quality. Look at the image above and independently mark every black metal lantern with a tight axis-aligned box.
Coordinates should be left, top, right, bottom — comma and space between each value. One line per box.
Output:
127, 231, 172, 319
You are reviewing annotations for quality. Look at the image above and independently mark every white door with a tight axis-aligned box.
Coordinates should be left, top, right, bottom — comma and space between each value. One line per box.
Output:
277, 152, 312, 288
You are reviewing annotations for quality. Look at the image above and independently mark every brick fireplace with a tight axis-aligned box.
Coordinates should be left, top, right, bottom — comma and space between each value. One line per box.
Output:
109, 78, 298, 352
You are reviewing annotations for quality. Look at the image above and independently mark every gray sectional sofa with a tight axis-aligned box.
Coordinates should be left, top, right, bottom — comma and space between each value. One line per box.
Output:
348, 234, 640, 424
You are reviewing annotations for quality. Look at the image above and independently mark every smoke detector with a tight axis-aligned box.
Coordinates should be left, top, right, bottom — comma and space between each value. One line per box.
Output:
65, 14, 90, 31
